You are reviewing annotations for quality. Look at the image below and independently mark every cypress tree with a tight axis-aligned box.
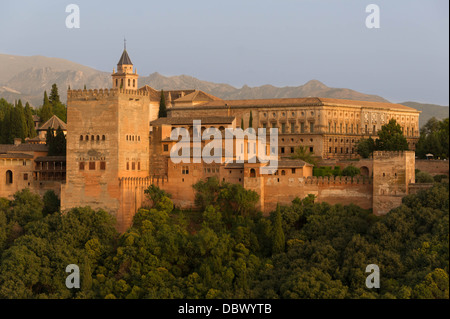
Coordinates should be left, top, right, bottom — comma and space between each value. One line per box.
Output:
40, 91, 53, 123
249, 111, 253, 128
0, 102, 13, 144
47, 126, 66, 156
11, 100, 27, 141
158, 90, 167, 118
49, 84, 61, 105
272, 204, 285, 254
24, 102, 37, 138
48, 84, 67, 122
241, 118, 244, 130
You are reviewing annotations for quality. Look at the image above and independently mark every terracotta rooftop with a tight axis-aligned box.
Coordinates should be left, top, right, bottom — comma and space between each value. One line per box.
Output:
183, 97, 419, 112
0, 152, 34, 159
151, 116, 235, 126
277, 159, 313, 168
0, 143, 48, 153
38, 115, 67, 131
173, 90, 222, 103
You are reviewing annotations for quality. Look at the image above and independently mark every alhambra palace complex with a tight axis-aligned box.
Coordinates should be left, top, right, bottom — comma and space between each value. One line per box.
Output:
1, 49, 448, 231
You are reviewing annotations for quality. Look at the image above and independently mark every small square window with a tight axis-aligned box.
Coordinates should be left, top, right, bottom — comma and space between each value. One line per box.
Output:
163, 144, 169, 152
89, 162, 95, 170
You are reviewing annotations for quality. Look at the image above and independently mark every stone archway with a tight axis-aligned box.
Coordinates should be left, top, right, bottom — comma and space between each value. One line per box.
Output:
360, 166, 369, 176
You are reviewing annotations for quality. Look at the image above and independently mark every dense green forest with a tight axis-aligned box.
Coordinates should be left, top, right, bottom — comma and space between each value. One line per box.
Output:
0, 179, 448, 299
0, 84, 67, 144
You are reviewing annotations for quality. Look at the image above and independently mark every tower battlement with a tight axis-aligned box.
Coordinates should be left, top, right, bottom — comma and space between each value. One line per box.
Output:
373, 150, 415, 159
67, 88, 150, 101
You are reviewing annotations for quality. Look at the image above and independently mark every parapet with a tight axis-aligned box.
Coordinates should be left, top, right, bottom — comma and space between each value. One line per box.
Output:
67, 88, 150, 101
373, 150, 415, 159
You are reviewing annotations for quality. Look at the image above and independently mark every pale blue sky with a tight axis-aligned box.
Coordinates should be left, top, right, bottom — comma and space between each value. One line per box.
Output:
0, 0, 448, 105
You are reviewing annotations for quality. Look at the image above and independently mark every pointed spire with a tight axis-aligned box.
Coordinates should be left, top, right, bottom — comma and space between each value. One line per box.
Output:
117, 39, 132, 66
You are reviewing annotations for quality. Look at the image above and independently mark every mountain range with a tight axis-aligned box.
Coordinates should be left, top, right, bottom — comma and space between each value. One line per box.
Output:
0, 53, 448, 127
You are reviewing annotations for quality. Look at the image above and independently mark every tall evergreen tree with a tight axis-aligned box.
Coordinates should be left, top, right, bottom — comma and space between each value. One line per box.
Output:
0, 101, 13, 144
249, 111, 253, 129
272, 205, 285, 254
49, 84, 61, 106
241, 118, 244, 130
40, 91, 53, 124
376, 119, 409, 151
48, 84, 67, 122
11, 100, 27, 141
158, 90, 167, 118
24, 102, 37, 138
47, 126, 66, 156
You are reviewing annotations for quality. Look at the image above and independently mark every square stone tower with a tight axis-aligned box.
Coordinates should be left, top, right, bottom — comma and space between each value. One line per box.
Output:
61, 49, 150, 230
372, 151, 415, 215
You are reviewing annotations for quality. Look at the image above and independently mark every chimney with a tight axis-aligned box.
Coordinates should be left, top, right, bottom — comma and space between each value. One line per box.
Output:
14, 138, 22, 146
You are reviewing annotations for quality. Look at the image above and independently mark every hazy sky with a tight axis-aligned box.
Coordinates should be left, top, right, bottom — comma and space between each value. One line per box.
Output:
0, 0, 448, 105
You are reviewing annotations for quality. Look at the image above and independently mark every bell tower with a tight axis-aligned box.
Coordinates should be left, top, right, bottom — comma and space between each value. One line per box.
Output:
112, 40, 139, 90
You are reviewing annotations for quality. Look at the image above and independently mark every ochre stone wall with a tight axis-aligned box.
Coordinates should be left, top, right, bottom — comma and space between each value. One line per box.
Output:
415, 160, 449, 176
372, 151, 415, 215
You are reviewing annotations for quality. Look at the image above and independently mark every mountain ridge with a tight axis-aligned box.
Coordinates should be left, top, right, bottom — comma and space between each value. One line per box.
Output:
0, 54, 447, 127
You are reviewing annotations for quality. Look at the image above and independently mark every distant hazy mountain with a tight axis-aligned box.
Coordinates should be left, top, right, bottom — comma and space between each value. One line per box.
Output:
399, 101, 449, 127
0, 53, 390, 107
1, 54, 448, 128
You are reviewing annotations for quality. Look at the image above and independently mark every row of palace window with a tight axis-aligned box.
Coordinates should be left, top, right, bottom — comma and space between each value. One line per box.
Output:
281, 146, 314, 154
261, 111, 315, 118
261, 122, 315, 133
329, 123, 359, 134
79, 161, 106, 170
126, 162, 141, 170
126, 135, 141, 142
80, 135, 106, 141
329, 147, 355, 154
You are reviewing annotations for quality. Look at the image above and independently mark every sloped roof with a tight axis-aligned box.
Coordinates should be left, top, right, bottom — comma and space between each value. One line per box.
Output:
0, 152, 34, 159
186, 97, 419, 112
38, 115, 67, 131
277, 159, 313, 168
151, 116, 235, 126
117, 49, 133, 65
0, 143, 48, 153
173, 90, 222, 103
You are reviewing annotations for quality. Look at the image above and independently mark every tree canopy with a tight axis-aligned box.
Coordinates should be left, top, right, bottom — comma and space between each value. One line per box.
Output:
0, 180, 447, 299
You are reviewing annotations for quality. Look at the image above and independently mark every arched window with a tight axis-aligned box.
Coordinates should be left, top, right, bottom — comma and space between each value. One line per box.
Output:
128, 79, 131, 87
86, 135, 89, 141
96, 135, 100, 141
80, 135, 83, 141
102, 135, 106, 141
6, 170, 13, 184
281, 170, 286, 176
120, 79, 123, 88
115, 79, 118, 87
250, 168, 256, 178
126, 135, 128, 141
91, 135, 94, 141
133, 79, 136, 87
